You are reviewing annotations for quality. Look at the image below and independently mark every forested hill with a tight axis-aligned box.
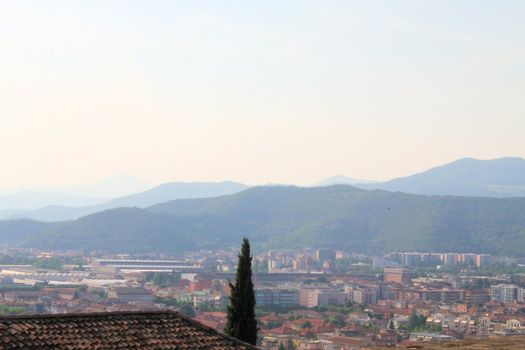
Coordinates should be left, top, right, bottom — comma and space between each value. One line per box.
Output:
0, 219, 59, 244
18, 186, 525, 256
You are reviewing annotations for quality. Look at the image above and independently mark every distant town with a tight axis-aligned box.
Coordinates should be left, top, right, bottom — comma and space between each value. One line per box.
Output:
0, 247, 524, 349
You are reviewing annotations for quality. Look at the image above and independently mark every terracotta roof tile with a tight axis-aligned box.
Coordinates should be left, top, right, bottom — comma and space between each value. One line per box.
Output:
0, 311, 257, 349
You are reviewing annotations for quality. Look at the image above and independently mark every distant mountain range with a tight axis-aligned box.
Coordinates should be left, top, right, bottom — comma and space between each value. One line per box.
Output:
102, 181, 248, 208
33, 175, 152, 198
0, 191, 105, 212
2, 157, 525, 222
314, 175, 378, 186
356, 157, 525, 197
14, 185, 525, 257
0, 181, 248, 221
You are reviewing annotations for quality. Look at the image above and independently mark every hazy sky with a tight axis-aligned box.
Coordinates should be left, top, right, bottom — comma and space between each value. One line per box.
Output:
1, 0, 524, 189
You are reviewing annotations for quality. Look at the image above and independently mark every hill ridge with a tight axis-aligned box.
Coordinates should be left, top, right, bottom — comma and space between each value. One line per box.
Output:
17, 185, 525, 256
357, 157, 525, 197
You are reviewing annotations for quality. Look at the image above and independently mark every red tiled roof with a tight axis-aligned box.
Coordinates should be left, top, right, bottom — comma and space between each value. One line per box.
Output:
200, 311, 227, 318
259, 314, 286, 322
196, 318, 221, 330
292, 318, 325, 327
264, 326, 296, 336
0, 311, 257, 349
330, 335, 371, 346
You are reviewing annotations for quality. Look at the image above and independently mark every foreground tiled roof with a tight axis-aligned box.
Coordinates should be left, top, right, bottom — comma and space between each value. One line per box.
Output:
0, 311, 257, 349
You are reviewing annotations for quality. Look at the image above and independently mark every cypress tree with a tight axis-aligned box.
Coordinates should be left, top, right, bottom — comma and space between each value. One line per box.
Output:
225, 237, 257, 345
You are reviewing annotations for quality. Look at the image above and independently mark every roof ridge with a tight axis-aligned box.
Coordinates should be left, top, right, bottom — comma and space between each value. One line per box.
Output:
0, 310, 176, 320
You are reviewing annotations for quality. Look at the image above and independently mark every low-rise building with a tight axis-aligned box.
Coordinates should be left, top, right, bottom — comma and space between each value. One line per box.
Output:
299, 287, 346, 308
409, 332, 453, 342
384, 267, 411, 285
256, 288, 299, 307
108, 287, 153, 303
352, 287, 378, 306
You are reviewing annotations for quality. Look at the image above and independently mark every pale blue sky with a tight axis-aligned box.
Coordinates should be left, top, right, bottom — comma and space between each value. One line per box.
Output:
0, 1, 524, 189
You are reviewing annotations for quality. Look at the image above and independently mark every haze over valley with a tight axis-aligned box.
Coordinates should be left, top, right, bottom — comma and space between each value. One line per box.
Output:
0, 157, 525, 257
1, 2, 525, 348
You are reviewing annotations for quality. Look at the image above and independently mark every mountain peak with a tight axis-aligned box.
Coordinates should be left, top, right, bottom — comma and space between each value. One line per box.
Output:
358, 157, 525, 197
314, 175, 378, 187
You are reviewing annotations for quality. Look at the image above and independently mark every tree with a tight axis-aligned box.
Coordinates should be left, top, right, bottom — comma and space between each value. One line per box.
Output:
197, 300, 215, 312
179, 304, 196, 318
267, 321, 283, 329
388, 318, 395, 330
279, 344, 286, 350
146, 272, 179, 288
409, 311, 424, 330
432, 323, 443, 332
225, 237, 257, 345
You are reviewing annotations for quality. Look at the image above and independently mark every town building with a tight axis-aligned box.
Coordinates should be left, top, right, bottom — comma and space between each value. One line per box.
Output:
299, 287, 346, 308
315, 249, 336, 265
387, 252, 492, 268
465, 289, 491, 304
91, 259, 197, 274
383, 267, 411, 285
108, 287, 153, 303
352, 287, 378, 305
491, 284, 519, 304
256, 288, 299, 307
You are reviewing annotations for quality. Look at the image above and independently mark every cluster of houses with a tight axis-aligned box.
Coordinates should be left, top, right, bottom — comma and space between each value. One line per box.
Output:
0, 250, 525, 349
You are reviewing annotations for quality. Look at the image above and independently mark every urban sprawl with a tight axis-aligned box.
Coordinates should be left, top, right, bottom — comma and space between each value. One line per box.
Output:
0, 248, 524, 349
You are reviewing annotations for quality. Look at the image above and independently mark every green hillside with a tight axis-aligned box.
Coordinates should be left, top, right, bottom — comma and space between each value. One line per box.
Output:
0, 219, 59, 244
21, 186, 525, 256
22, 207, 251, 253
